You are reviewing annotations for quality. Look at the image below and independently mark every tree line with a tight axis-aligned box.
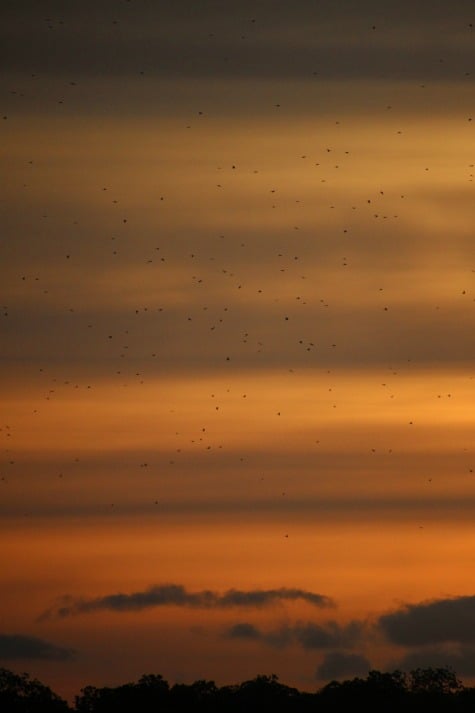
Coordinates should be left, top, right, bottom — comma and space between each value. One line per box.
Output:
2, 665, 475, 712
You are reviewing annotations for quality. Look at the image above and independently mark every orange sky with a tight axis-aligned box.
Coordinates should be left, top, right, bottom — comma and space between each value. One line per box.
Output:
1, 0, 475, 703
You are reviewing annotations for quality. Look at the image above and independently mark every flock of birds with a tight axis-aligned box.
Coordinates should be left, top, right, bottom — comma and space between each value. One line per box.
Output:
2, 8, 475, 527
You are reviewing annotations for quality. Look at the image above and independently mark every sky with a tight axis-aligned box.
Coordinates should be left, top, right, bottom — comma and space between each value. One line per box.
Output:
1, 0, 475, 703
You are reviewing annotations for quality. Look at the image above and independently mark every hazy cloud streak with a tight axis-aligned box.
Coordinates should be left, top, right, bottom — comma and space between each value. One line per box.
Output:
3, 1, 475, 80
0, 634, 75, 661
41, 584, 334, 619
225, 619, 362, 650
395, 644, 475, 676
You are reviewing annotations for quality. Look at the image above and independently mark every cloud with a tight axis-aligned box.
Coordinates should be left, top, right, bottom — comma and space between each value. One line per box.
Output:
378, 595, 475, 646
0, 634, 75, 661
5, 279, 475, 375
41, 584, 334, 619
294, 621, 364, 650
225, 622, 293, 648
224, 619, 362, 650
219, 588, 333, 608
3, 1, 475, 81
226, 594, 475, 668
226, 623, 262, 640
316, 651, 371, 680
395, 644, 475, 676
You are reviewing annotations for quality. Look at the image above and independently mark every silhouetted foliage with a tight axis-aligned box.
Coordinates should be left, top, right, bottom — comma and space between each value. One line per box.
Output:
0, 667, 71, 713
170, 679, 219, 712
4, 665, 475, 712
409, 666, 463, 696
405, 667, 465, 713
75, 673, 169, 713
218, 674, 302, 712
318, 669, 409, 712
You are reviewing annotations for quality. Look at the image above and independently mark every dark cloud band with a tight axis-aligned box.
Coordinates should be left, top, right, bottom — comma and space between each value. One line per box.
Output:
41, 584, 333, 619
0, 634, 75, 661
379, 595, 475, 646
3, 1, 475, 81
225, 619, 362, 650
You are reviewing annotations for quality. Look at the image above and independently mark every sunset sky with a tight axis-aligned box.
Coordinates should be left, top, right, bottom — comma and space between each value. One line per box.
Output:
2, 0, 475, 703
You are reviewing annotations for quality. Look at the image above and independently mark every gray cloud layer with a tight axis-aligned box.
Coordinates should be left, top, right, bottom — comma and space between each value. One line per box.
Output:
379, 595, 475, 646
4, 300, 475, 373
0, 634, 75, 661
227, 595, 475, 654
32, 589, 475, 677
226, 594, 475, 677
41, 584, 333, 619
3, 1, 475, 80
225, 619, 362, 650
395, 644, 475, 676
316, 651, 371, 680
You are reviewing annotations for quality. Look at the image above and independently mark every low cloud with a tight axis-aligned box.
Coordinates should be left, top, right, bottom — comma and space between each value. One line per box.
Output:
316, 651, 371, 680
41, 584, 333, 619
224, 619, 362, 650
378, 595, 475, 646
219, 588, 333, 608
226, 623, 262, 640
0, 634, 75, 661
294, 621, 364, 650
226, 594, 475, 668
395, 644, 475, 676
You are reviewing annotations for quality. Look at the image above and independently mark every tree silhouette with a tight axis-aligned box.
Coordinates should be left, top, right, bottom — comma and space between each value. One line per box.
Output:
75, 673, 169, 713
406, 667, 465, 713
0, 667, 71, 713
409, 666, 463, 696
170, 679, 219, 712
4, 664, 475, 712
317, 667, 464, 712
219, 674, 303, 712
